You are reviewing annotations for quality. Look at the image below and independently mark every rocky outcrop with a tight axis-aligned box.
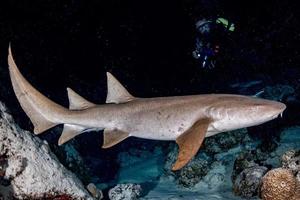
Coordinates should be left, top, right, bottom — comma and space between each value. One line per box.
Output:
0, 102, 94, 199
231, 122, 300, 199
233, 166, 268, 198
262, 84, 295, 102
108, 184, 142, 200
87, 183, 103, 200
281, 150, 300, 173
164, 129, 249, 188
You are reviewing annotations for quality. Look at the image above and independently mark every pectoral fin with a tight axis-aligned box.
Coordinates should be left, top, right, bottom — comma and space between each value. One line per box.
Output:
102, 129, 129, 148
172, 118, 212, 171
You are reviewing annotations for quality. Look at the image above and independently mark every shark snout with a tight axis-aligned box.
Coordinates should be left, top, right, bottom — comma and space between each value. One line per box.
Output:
263, 101, 286, 119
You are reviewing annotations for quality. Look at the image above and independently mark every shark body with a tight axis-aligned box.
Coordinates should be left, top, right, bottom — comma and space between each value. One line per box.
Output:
8, 46, 286, 170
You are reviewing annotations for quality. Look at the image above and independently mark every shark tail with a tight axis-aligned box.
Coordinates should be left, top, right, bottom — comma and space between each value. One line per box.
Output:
8, 46, 132, 146
8, 46, 68, 134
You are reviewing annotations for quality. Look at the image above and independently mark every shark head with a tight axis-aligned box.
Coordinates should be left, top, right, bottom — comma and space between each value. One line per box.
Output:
207, 95, 286, 133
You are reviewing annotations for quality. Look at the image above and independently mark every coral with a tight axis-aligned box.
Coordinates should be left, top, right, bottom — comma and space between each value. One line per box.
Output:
261, 168, 297, 200
164, 143, 212, 187
262, 127, 300, 168
233, 166, 268, 198
281, 150, 300, 173
162, 129, 250, 189
176, 157, 211, 187
293, 182, 300, 200
108, 184, 142, 200
204, 128, 249, 155
232, 150, 267, 182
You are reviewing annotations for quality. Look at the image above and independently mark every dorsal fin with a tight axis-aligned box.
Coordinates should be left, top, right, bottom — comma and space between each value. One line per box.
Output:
106, 72, 135, 104
67, 88, 96, 110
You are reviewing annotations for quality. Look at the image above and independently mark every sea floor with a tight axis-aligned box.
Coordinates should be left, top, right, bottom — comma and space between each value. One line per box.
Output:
99, 125, 300, 200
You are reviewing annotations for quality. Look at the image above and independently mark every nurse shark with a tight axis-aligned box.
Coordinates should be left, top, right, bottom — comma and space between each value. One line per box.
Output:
8, 46, 286, 170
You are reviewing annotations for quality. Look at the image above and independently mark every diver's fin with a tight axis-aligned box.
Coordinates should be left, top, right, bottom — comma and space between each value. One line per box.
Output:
58, 124, 86, 145
172, 118, 212, 171
67, 88, 96, 110
8, 45, 67, 135
106, 72, 135, 104
102, 129, 129, 148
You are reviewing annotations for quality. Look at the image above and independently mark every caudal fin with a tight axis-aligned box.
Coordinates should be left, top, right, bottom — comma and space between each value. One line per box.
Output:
8, 45, 68, 134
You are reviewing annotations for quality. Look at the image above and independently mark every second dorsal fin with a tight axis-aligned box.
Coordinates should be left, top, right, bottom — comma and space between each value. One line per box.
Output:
67, 88, 96, 110
106, 72, 135, 104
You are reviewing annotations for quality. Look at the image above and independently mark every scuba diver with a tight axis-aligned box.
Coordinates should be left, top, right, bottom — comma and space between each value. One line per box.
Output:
193, 17, 235, 69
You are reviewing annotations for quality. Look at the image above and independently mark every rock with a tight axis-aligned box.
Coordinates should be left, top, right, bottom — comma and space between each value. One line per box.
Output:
261, 168, 297, 200
202, 161, 226, 189
0, 154, 8, 178
262, 84, 295, 101
0, 102, 94, 199
233, 166, 268, 198
262, 128, 300, 168
162, 129, 251, 189
203, 138, 222, 154
281, 150, 300, 173
87, 183, 103, 199
216, 129, 248, 150
204, 129, 249, 155
176, 157, 211, 187
60, 142, 92, 183
108, 184, 142, 200
5, 155, 26, 180
232, 150, 265, 181
164, 143, 212, 187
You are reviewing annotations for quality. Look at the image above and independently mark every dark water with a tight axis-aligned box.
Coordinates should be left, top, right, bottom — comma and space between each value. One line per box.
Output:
0, 0, 299, 199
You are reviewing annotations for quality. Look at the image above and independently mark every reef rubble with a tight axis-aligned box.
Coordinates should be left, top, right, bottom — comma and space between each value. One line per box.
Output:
108, 183, 142, 200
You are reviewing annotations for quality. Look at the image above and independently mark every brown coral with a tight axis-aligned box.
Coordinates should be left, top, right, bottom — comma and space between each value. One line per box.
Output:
261, 168, 297, 200
291, 181, 300, 200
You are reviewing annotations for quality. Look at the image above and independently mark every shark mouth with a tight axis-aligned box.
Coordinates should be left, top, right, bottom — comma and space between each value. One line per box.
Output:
271, 112, 284, 120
